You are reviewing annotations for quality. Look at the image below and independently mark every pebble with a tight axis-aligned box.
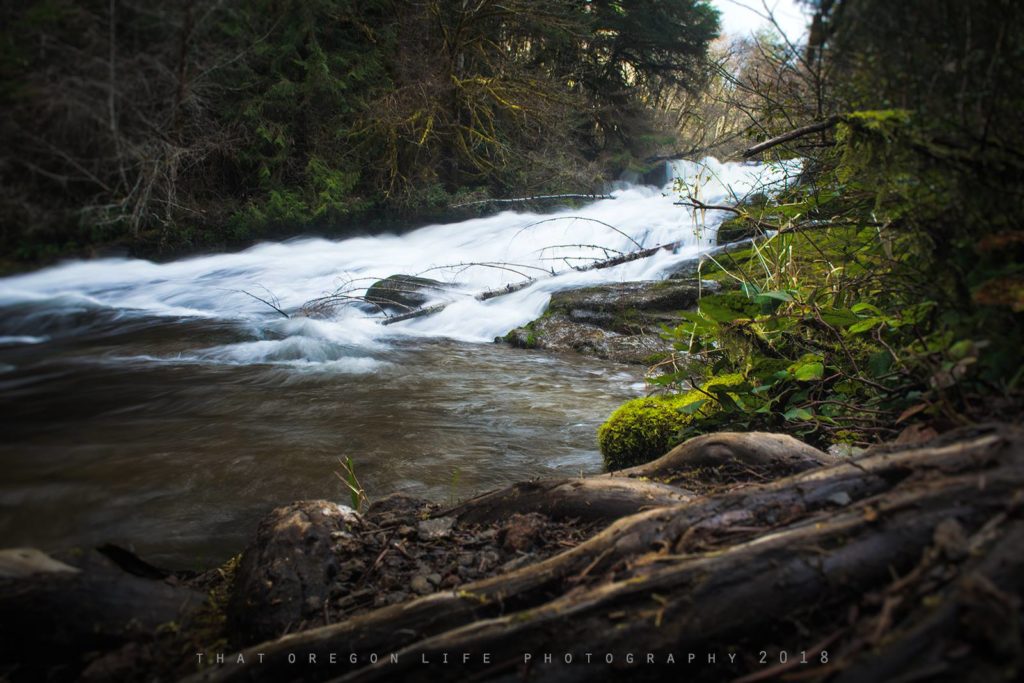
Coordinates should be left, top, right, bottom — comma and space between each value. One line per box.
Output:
410, 575, 433, 595
827, 491, 852, 506
417, 517, 455, 540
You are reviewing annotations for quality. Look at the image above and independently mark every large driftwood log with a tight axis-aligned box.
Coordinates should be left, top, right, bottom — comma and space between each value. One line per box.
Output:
614, 431, 835, 484
189, 425, 1024, 683
444, 432, 833, 525
0, 548, 203, 680
443, 478, 695, 526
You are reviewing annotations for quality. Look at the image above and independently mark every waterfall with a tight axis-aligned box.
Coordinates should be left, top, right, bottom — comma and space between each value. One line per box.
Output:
0, 158, 798, 369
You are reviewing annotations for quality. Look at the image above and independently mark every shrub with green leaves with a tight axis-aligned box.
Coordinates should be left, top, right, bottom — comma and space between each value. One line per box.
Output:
641, 110, 1022, 447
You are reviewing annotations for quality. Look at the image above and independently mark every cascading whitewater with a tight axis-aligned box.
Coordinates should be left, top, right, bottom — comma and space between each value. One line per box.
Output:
0, 158, 797, 367
0, 157, 801, 563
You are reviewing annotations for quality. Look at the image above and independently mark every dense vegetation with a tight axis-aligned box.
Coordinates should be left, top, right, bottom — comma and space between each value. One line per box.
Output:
0, 0, 718, 266
2, 0, 1020, 453
600, 0, 1024, 464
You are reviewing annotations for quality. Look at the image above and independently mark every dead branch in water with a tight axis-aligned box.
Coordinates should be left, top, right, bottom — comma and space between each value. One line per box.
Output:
450, 193, 612, 208
512, 215, 644, 251
237, 288, 290, 319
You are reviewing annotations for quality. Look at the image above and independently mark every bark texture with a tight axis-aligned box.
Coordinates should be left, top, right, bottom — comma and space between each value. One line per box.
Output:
188, 425, 1024, 683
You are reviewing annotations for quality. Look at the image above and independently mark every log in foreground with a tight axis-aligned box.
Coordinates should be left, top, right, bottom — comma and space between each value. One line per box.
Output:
190, 424, 1024, 683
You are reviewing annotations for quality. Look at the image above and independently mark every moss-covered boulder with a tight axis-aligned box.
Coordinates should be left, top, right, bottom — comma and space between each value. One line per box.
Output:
598, 392, 707, 471
501, 279, 720, 364
597, 375, 745, 471
715, 216, 759, 245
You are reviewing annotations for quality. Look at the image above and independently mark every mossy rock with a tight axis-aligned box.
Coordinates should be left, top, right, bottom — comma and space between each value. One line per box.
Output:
716, 216, 758, 245
597, 374, 745, 471
598, 392, 707, 471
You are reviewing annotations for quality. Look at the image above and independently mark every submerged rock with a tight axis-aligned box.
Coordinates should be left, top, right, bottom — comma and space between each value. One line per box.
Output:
364, 274, 447, 312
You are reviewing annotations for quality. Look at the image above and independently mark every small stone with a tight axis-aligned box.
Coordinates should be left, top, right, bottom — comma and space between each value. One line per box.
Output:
396, 525, 416, 538
426, 573, 442, 586
827, 491, 852, 506
417, 517, 455, 540
478, 550, 500, 571
386, 591, 410, 605
410, 575, 433, 595
828, 443, 866, 459
457, 553, 474, 566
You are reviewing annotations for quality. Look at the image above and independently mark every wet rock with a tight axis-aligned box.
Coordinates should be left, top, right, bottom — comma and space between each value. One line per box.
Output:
364, 275, 447, 312
228, 500, 364, 645
506, 317, 671, 364
417, 517, 455, 540
503, 280, 719, 364
545, 280, 712, 328
715, 193, 770, 245
0, 548, 203, 681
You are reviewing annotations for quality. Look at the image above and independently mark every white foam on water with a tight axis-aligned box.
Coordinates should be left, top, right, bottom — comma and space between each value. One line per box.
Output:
0, 158, 799, 365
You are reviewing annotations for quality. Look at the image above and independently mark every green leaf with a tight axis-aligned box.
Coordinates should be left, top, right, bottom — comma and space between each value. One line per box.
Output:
868, 351, 894, 377
848, 317, 882, 334
819, 308, 861, 328
698, 293, 759, 323
755, 290, 795, 303
783, 407, 815, 421
793, 361, 824, 381
851, 302, 883, 316
949, 339, 974, 360
678, 398, 710, 415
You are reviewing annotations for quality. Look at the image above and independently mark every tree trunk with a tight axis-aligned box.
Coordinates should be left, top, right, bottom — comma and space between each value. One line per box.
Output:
188, 424, 1024, 683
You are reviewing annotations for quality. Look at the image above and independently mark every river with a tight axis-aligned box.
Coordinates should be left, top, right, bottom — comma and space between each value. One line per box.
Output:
0, 158, 794, 566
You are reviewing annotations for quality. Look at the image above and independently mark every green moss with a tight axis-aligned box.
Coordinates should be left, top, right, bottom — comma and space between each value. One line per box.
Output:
502, 324, 540, 348
716, 216, 756, 245
598, 392, 703, 471
597, 374, 745, 471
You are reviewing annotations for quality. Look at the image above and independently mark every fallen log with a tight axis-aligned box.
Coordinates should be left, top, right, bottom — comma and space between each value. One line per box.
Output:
0, 548, 203, 681
381, 235, 767, 327
187, 424, 1023, 683
451, 194, 613, 208
442, 477, 695, 527
615, 431, 836, 487
378, 240, 686, 326
444, 432, 833, 525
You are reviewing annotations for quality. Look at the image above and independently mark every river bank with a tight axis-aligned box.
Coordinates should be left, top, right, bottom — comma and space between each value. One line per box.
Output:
4, 424, 1021, 682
